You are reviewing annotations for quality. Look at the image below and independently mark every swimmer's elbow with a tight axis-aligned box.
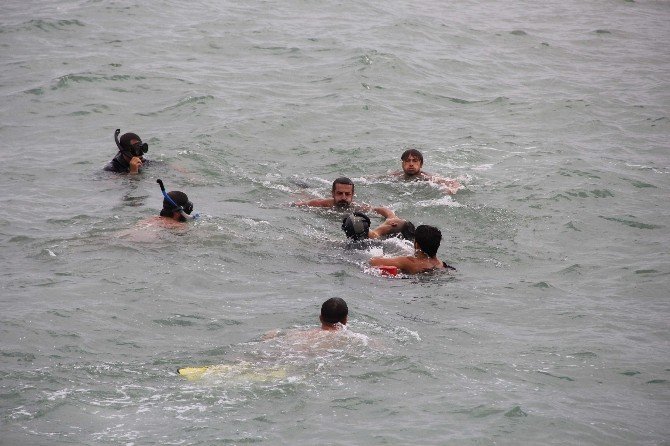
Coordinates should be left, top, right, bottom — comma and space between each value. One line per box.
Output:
374, 207, 396, 219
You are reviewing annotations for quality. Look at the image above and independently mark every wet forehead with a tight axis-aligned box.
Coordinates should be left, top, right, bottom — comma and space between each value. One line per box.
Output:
334, 183, 353, 193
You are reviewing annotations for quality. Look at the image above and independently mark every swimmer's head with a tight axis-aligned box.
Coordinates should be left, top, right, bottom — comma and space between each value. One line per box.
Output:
401, 148, 423, 176
342, 212, 371, 240
118, 131, 148, 157
160, 191, 193, 221
332, 177, 354, 207
415, 224, 441, 258
321, 297, 348, 325
399, 220, 416, 241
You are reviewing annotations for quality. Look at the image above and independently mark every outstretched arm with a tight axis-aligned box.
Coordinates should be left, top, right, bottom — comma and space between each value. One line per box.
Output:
293, 198, 334, 207
370, 206, 396, 219
370, 255, 416, 273
369, 218, 407, 239
354, 203, 395, 218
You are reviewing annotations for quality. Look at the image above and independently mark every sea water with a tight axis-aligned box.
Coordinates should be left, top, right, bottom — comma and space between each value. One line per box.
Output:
1, 0, 668, 444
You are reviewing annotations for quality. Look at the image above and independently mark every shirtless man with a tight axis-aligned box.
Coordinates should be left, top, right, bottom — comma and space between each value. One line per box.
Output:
318, 297, 348, 330
294, 177, 395, 218
262, 297, 349, 342
178, 297, 352, 381
393, 149, 461, 195
370, 225, 455, 274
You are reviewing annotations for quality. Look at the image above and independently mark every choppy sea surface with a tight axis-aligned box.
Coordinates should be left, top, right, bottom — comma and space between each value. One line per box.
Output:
1, 0, 669, 444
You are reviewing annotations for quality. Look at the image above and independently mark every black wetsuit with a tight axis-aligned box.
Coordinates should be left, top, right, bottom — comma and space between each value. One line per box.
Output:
104, 152, 147, 173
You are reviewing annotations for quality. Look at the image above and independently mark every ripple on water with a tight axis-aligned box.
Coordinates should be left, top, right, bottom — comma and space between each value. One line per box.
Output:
536, 370, 575, 381
452, 404, 506, 418
599, 215, 662, 229
50, 73, 146, 90
0, 19, 86, 34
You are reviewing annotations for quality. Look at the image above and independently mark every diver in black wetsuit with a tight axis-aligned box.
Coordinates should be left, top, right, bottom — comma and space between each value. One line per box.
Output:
104, 129, 149, 174
342, 212, 415, 241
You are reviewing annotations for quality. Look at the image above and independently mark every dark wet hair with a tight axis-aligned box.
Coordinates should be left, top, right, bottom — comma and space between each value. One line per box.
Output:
415, 225, 441, 257
342, 212, 371, 240
401, 148, 423, 163
332, 177, 354, 193
321, 297, 348, 324
119, 132, 142, 151
160, 191, 193, 217
399, 221, 416, 241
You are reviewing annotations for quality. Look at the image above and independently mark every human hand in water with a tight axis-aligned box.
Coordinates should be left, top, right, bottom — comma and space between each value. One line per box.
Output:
129, 156, 143, 174
433, 178, 460, 195
441, 184, 459, 195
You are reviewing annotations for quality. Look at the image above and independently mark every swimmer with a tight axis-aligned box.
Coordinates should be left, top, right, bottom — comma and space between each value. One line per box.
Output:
262, 297, 349, 341
319, 297, 348, 331
370, 224, 455, 274
293, 177, 395, 218
179, 298, 358, 381
392, 148, 461, 195
104, 129, 149, 174
159, 190, 194, 222
342, 212, 415, 241
131, 181, 196, 232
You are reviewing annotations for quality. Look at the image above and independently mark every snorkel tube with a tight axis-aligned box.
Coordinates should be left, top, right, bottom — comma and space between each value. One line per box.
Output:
115, 129, 148, 156
157, 179, 199, 221
114, 129, 123, 151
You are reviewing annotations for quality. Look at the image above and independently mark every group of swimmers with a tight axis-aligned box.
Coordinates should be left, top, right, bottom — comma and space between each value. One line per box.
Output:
105, 129, 459, 273
105, 129, 196, 223
106, 129, 461, 334
292, 149, 459, 274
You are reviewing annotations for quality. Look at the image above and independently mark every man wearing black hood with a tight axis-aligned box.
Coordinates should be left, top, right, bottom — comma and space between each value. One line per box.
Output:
104, 130, 148, 174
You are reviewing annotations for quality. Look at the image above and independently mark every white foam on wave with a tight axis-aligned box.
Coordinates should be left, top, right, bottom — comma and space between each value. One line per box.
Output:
415, 196, 463, 208
45, 388, 71, 401
391, 326, 422, 343
363, 244, 385, 257
261, 180, 292, 193
345, 330, 372, 346
241, 218, 270, 227
625, 163, 669, 174
383, 236, 413, 254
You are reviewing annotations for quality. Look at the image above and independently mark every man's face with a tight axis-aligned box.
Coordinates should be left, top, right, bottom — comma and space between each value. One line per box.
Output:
123, 138, 143, 160
402, 155, 423, 176
332, 183, 354, 207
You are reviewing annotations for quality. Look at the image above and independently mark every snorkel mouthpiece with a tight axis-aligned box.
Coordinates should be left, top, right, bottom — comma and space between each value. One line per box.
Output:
156, 179, 198, 221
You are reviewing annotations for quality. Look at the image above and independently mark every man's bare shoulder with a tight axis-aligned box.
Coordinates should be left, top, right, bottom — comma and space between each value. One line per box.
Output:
371, 255, 415, 269
138, 216, 187, 229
